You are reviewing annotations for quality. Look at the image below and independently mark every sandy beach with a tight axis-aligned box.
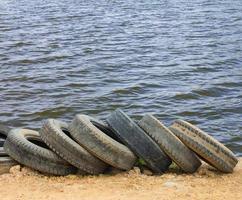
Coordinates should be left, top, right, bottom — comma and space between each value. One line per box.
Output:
0, 158, 241, 200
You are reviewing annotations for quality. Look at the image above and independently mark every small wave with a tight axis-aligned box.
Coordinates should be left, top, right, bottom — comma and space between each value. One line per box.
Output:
214, 81, 242, 88
177, 111, 199, 117
190, 67, 219, 73
112, 84, 143, 95
191, 86, 231, 97
173, 92, 199, 100
34, 107, 73, 118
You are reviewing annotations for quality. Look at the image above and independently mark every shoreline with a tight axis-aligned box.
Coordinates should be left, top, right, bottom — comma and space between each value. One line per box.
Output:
0, 158, 241, 200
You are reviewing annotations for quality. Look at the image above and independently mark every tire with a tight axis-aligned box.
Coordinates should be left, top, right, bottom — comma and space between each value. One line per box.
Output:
0, 124, 10, 137
39, 119, 108, 174
4, 128, 77, 175
0, 124, 10, 147
169, 120, 238, 173
0, 138, 5, 147
91, 117, 123, 144
0, 147, 7, 156
138, 114, 201, 173
0, 156, 17, 175
69, 114, 137, 170
106, 109, 172, 173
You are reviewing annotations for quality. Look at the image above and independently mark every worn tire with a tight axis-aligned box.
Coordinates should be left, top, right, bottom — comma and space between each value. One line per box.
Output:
4, 128, 77, 175
0, 147, 7, 156
0, 138, 4, 147
169, 120, 238, 173
0, 124, 10, 137
91, 118, 123, 144
0, 153, 17, 175
138, 114, 201, 173
0, 124, 10, 147
40, 119, 108, 174
107, 109, 172, 173
69, 114, 137, 170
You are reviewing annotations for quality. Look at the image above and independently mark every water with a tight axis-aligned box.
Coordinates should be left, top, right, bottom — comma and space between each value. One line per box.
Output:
0, 0, 241, 156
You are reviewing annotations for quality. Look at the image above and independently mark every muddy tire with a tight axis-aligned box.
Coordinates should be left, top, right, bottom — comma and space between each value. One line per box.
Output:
138, 114, 201, 173
169, 120, 238, 173
69, 115, 136, 170
106, 109, 172, 173
4, 128, 77, 175
40, 119, 108, 174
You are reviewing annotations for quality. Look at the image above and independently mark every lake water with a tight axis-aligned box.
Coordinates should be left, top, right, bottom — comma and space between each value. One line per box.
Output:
0, 0, 241, 155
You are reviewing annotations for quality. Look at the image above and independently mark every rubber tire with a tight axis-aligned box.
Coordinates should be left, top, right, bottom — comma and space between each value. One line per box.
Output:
40, 119, 108, 174
138, 114, 201, 173
0, 156, 17, 175
0, 138, 4, 147
0, 147, 7, 156
0, 125, 18, 174
106, 109, 172, 174
91, 118, 123, 144
0, 124, 10, 147
169, 120, 238, 173
0, 124, 10, 137
4, 128, 77, 175
69, 114, 137, 170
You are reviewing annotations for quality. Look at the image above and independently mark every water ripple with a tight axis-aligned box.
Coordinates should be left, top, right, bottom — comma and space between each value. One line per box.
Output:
0, 0, 241, 155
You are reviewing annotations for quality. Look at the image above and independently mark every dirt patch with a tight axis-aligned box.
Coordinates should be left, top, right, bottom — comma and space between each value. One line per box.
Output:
0, 159, 241, 200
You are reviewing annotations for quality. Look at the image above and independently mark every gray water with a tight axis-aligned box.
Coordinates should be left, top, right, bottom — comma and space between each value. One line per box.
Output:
0, 0, 241, 155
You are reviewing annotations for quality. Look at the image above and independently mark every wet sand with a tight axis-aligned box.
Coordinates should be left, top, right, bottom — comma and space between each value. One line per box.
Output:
0, 158, 241, 200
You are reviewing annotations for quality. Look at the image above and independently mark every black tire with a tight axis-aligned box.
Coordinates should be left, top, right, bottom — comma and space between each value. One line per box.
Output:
106, 109, 172, 173
169, 120, 238, 173
91, 118, 123, 144
69, 114, 137, 170
0, 156, 17, 175
0, 124, 10, 147
0, 124, 10, 137
4, 128, 77, 175
0, 138, 5, 147
138, 114, 201, 173
0, 147, 7, 156
40, 119, 108, 174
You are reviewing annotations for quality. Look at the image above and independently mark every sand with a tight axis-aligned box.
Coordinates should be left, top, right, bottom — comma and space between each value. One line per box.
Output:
0, 159, 241, 200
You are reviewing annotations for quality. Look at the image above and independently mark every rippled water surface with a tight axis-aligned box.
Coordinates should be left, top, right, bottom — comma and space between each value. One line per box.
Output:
0, 0, 241, 155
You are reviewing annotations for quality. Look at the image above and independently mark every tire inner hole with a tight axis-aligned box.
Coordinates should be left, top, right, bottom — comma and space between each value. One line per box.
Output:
61, 129, 80, 144
0, 132, 6, 139
91, 121, 123, 144
0, 147, 7, 157
28, 138, 50, 149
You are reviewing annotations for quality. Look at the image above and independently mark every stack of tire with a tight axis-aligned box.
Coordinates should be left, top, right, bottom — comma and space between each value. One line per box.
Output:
0, 109, 238, 176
